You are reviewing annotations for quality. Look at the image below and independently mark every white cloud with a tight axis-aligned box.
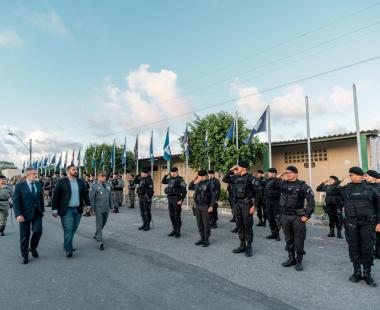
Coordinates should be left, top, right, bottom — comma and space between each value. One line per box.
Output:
20, 8, 69, 38
329, 86, 352, 113
0, 29, 22, 47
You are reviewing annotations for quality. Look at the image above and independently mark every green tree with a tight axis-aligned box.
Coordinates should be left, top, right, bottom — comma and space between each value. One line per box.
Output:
0, 161, 17, 174
84, 144, 134, 175
183, 112, 265, 172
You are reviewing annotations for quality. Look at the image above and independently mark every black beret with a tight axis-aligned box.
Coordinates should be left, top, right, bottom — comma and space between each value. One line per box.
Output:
329, 175, 339, 182
349, 166, 364, 176
257, 169, 264, 174
286, 166, 298, 174
267, 168, 277, 173
198, 169, 207, 176
170, 167, 178, 172
0, 175, 6, 179
207, 169, 215, 174
238, 160, 249, 168
141, 167, 149, 174
366, 170, 379, 179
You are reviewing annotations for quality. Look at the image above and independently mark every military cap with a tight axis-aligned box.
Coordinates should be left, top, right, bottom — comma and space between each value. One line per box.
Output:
198, 169, 207, 176
207, 169, 215, 174
349, 166, 364, 176
366, 170, 379, 179
170, 167, 178, 172
329, 175, 339, 182
98, 171, 107, 177
267, 168, 277, 173
238, 160, 249, 168
257, 169, 264, 174
286, 166, 298, 174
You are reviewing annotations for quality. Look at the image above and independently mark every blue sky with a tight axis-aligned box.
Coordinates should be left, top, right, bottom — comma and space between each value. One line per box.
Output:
1, 0, 380, 166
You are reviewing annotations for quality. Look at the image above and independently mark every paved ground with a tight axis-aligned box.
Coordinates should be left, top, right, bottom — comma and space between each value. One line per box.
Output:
0, 203, 379, 310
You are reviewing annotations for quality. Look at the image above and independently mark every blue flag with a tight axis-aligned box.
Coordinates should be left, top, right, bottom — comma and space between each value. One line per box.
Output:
43, 156, 48, 168
56, 153, 62, 171
121, 137, 127, 166
163, 127, 171, 162
149, 131, 154, 163
223, 121, 235, 151
51, 153, 56, 165
182, 123, 190, 159
63, 151, 68, 170
243, 107, 267, 144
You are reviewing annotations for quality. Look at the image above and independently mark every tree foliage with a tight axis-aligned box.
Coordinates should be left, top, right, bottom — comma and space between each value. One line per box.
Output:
183, 112, 266, 172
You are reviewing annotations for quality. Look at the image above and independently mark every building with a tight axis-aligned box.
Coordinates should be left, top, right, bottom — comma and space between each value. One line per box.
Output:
1, 168, 22, 179
135, 130, 380, 197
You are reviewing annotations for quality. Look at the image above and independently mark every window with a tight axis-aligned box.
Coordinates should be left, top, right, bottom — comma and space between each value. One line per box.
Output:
284, 149, 327, 163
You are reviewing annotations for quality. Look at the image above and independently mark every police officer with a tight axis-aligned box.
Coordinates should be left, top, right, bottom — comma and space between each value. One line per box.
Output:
263, 168, 282, 241
339, 167, 380, 287
135, 168, 154, 231
90, 172, 113, 250
227, 167, 239, 233
222, 160, 257, 257
162, 167, 187, 238
0, 175, 13, 236
207, 170, 221, 229
128, 174, 136, 209
189, 170, 217, 247
316, 176, 344, 238
112, 173, 124, 213
277, 166, 315, 271
83, 174, 93, 217
364, 170, 380, 259
254, 169, 266, 227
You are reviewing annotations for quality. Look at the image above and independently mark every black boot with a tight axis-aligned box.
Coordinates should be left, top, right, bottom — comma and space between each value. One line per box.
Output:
275, 228, 281, 241
210, 222, 217, 229
115, 207, 119, 213
203, 239, 209, 247
229, 218, 235, 223
263, 219, 267, 227
266, 229, 276, 239
232, 241, 246, 254
0, 227, 4, 236
282, 251, 296, 267
143, 223, 150, 231
175, 228, 181, 238
231, 227, 239, 233
337, 229, 343, 239
295, 253, 304, 271
245, 242, 252, 257
195, 238, 204, 246
363, 264, 377, 287
168, 230, 176, 237
138, 222, 146, 230
349, 263, 362, 283
256, 220, 264, 227
327, 227, 335, 237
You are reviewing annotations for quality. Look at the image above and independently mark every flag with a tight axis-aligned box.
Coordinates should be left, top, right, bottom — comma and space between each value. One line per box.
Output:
163, 127, 171, 162
182, 123, 190, 159
77, 148, 81, 166
149, 131, 154, 163
134, 134, 139, 161
51, 153, 56, 165
56, 153, 62, 171
43, 156, 48, 168
22, 161, 25, 174
70, 150, 75, 166
121, 137, 127, 166
223, 121, 235, 150
91, 146, 97, 168
110, 140, 116, 170
63, 151, 68, 170
243, 107, 268, 144
83, 151, 87, 170
100, 149, 105, 167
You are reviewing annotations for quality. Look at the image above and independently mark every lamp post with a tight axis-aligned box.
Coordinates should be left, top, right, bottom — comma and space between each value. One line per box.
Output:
8, 132, 32, 166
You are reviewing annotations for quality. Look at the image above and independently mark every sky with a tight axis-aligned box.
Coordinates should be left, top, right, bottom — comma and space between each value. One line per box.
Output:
1, 0, 380, 167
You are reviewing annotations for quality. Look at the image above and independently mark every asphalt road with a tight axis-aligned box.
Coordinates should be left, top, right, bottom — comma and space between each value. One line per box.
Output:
0, 204, 379, 310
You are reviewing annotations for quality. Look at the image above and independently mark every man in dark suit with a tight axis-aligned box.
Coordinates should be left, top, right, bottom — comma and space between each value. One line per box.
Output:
12, 167, 45, 264
52, 164, 90, 257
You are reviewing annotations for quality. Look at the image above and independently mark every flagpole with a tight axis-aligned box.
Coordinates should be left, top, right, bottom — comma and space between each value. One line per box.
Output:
305, 96, 312, 186
353, 83, 362, 168
112, 140, 116, 175
267, 105, 272, 167
235, 110, 239, 164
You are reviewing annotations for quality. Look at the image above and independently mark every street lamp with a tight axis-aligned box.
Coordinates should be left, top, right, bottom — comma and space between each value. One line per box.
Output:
8, 132, 32, 166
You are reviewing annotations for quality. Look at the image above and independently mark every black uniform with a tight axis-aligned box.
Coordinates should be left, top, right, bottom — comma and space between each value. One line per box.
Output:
223, 171, 256, 254
366, 182, 380, 259
263, 177, 282, 240
208, 177, 221, 228
162, 174, 187, 237
316, 181, 343, 237
135, 175, 154, 230
128, 179, 136, 208
255, 176, 266, 226
339, 182, 380, 266
188, 179, 217, 244
279, 180, 315, 269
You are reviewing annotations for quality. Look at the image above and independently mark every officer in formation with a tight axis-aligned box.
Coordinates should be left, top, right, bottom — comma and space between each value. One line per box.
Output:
277, 166, 315, 271
0, 175, 13, 236
316, 176, 343, 238
207, 170, 221, 229
364, 170, 380, 259
83, 173, 93, 217
339, 167, 380, 287
227, 167, 239, 233
90, 171, 113, 250
111, 173, 125, 213
162, 167, 187, 238
188, 170, 217, 247
134, 168, 154, 231
222, 160, 257, 257
254, 169, 266, 227
262, 168, 282, 241
128, 174, 136, 209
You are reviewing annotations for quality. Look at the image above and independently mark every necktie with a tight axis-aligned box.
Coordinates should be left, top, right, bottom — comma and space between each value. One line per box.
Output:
31, 182, 36, 197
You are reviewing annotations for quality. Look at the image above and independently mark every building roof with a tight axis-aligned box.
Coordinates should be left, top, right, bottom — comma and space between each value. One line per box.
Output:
272, 130, 378, 147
